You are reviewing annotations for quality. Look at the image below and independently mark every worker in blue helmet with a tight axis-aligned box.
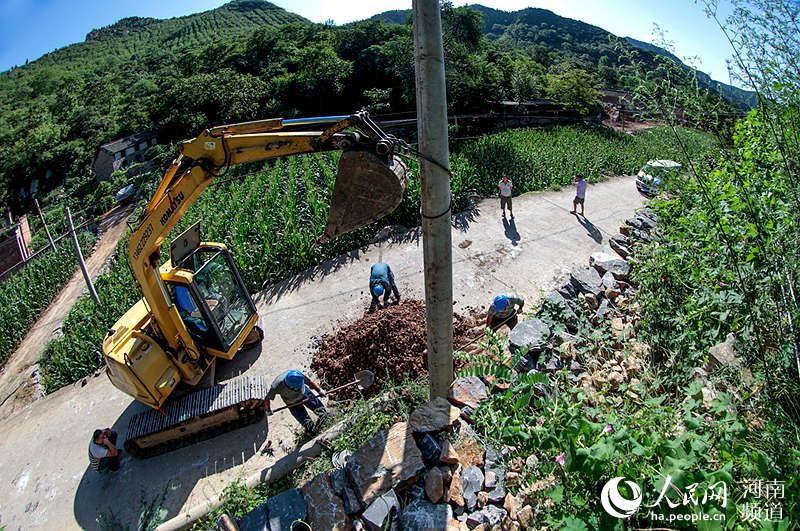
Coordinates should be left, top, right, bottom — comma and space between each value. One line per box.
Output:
486, 293, 525, 331
369, 262, 401, 310
266, 370, 328, 432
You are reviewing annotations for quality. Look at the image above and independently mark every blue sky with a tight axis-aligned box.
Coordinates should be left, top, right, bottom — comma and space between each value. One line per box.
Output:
0, 0, 740, 86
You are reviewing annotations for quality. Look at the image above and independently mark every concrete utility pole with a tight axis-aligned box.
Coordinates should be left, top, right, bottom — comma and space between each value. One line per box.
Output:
34, 198, 56, 252
66, 207, 100, 306
413, 0, 454, 398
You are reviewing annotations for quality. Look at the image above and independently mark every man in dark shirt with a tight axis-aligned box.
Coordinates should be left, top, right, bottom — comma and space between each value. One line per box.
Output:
266, 370, 328, 432
369, 262, 401, 309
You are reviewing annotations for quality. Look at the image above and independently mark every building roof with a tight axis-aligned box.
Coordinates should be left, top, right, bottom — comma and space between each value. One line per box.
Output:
99, 130, 156, 154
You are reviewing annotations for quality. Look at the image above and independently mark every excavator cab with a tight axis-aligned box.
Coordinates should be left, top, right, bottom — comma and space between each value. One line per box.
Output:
169, 228, 257, 355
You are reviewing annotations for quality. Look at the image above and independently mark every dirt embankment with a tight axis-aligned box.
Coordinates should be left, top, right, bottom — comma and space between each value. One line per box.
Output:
311, 298, 485, 396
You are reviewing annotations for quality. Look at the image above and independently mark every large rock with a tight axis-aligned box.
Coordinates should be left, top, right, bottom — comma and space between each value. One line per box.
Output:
625, 216, 647, 230
265, 488, 307, 531
409, 397, 461, 433
347, 422, 425, 506
440, 440, 461, 464
445, 466, 465, 508
448, 377, 488, 409
601, 271, 619, 290
634, 213, 657, 230
302, 474, 352, 531
236, 503, 268, 531
570, 266, 603, 296
361, 489, 400, 531
331, 468, 362, 515
707, 333, 742, 369
400, 499, 453, 531
465, 506, 507, 528
590, 252, 631, 280
425, 467, 444, 503
461, 466, 485, 512
508, 319, 551, 357
609, 237, 630, 259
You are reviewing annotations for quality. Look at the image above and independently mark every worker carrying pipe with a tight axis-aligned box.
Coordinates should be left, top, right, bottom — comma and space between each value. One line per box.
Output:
369, 262, 401, 310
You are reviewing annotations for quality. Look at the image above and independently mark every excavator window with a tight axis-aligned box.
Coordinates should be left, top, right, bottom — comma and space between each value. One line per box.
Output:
169, 284, 213, 345
192, 251, 255, 347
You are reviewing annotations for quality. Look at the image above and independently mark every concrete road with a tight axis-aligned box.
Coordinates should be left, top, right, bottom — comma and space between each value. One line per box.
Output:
0, 176, 644, 530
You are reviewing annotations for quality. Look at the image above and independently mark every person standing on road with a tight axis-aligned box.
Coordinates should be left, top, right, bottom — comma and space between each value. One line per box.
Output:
498, 174, 514, 218
486, 294, 525, 331
369, 262, 401, 309
571, 174, 587, 216
266, 370, 329, 432
89, 428, 121, 472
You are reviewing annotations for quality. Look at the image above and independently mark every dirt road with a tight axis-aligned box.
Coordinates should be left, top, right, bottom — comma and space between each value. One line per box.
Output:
0, 177, 645, 530
0, 204, 135, 419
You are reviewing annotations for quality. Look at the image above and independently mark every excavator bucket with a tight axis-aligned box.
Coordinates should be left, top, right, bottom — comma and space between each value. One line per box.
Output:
320, 150, 408, 242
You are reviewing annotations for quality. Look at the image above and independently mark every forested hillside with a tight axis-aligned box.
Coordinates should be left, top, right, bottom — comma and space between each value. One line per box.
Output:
0, 0, 744, 213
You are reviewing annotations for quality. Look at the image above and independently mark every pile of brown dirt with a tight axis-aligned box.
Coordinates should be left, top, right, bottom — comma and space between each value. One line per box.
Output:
311, 298, 484, 397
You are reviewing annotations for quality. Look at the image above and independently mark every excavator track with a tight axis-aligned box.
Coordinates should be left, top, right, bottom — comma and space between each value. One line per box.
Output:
124, 375, 267, 458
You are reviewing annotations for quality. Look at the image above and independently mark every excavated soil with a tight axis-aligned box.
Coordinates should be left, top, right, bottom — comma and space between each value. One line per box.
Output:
311, 298, 485, 397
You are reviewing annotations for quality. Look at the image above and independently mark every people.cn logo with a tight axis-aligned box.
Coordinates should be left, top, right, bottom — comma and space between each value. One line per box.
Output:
601, 477, 643, 519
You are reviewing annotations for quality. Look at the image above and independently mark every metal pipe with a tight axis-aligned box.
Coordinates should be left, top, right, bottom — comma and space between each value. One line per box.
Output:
66, 207, 100, 305
413, 0, 454, 398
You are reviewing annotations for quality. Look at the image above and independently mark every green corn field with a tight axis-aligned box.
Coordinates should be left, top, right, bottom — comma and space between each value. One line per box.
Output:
39, 124, 715, 391
0, 231, 96, 366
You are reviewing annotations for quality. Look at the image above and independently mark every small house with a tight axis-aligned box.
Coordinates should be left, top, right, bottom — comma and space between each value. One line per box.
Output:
94, 131, 157, 181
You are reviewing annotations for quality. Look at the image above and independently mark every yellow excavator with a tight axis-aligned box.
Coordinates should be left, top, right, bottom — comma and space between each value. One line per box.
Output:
102, 111, 407, 456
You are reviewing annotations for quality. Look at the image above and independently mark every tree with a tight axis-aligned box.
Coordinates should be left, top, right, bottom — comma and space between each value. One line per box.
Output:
545, 69, 600, 114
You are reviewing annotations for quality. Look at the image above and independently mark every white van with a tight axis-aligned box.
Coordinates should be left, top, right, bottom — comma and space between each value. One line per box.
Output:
635, 160, 682, 196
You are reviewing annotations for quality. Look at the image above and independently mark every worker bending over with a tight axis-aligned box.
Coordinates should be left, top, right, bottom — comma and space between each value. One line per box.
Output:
266, 370, 329, 432
89, 428, 121, 472
369, 262, 401, 309
486, 294, 525, 330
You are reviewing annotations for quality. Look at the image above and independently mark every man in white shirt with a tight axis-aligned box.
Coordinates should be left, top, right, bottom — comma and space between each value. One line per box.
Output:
498, 174, 514, 218
572, 174, 587, 216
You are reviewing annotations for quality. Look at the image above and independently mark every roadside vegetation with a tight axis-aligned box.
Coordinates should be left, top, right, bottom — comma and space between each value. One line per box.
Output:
0, 231, 95, 366
451, 1, 800, 528
38, 123, 713, 392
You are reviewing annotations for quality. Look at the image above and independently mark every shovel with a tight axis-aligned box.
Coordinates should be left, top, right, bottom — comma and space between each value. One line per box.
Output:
267, 370, 375, 415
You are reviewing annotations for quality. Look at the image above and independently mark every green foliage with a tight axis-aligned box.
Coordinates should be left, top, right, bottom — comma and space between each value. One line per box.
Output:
545, 69, 600, 115
193, 478, 291, 530
459, 331, 778, 528
0, 1, 750, 214
456, 125, 714, 193
0, 231, 95, 366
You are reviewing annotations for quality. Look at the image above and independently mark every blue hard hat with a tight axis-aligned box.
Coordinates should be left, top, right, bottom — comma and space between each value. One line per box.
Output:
373, 284, 385, 297
284, 370, 304, 390
493, 295, 509, 311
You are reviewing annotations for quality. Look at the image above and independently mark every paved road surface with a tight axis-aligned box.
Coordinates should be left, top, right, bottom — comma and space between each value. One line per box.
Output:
0, 177, 644, 530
